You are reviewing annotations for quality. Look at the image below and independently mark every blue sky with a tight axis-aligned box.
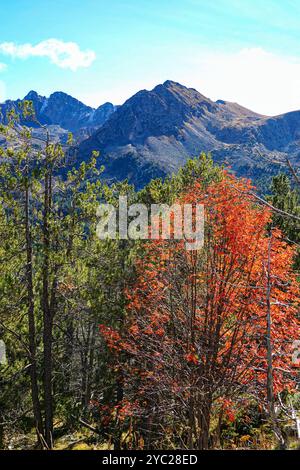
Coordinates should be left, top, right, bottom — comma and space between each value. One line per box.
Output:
1, 0, 300, 115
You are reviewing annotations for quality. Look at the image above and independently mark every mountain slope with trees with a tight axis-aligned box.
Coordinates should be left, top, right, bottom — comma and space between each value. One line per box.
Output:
0, 94, 300, 451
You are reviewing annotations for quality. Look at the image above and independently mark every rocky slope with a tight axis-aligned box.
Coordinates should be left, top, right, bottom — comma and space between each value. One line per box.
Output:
78, 80, 297, 189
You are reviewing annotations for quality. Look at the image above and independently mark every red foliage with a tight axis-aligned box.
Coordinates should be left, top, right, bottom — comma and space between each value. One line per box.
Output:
100, 172, 300, 423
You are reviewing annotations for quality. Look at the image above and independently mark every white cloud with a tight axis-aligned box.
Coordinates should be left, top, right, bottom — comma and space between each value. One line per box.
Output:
178, 47, 300, 116
0, 62, 6, 72
0, 39, 96, 71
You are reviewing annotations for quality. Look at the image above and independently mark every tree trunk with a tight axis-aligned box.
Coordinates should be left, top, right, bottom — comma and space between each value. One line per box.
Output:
197, 397, 212, 449
113, 372, 124, 450
25, 180, 44, 446
85, 322, 97, 408
266, 230, 286, 449
42, 149, 54, 449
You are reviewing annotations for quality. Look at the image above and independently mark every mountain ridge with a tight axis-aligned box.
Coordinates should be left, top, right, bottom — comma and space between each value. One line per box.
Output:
0, 90, 117, 139
2, 81, 300, 189
78, 80, 289, 188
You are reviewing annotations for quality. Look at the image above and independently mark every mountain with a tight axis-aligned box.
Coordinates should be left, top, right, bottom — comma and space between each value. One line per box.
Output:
2, 81, 300, 189
0, 91, 117, 141
78, 80, 299, 189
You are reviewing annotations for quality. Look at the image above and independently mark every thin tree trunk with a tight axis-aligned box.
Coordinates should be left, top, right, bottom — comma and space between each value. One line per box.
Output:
80, 323, 89, 409
42, 140, 54, 449
266, 230, 286, 449
85, 322, 97, 408
198, 398, 212, 450
25, 177, 44, 446
113, 239, 127, 450
65, 317, 74, 395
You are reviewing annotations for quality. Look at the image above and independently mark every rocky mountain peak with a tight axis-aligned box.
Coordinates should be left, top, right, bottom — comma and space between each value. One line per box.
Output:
77, 80, 283, 189
0, 90, 117, 135
24, 90, 44, 101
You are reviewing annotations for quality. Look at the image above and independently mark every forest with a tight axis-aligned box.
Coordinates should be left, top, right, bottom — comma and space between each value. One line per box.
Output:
0, 101, 299, 451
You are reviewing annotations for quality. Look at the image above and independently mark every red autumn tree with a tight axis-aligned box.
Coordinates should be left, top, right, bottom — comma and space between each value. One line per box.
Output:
100, 172, 300, 449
